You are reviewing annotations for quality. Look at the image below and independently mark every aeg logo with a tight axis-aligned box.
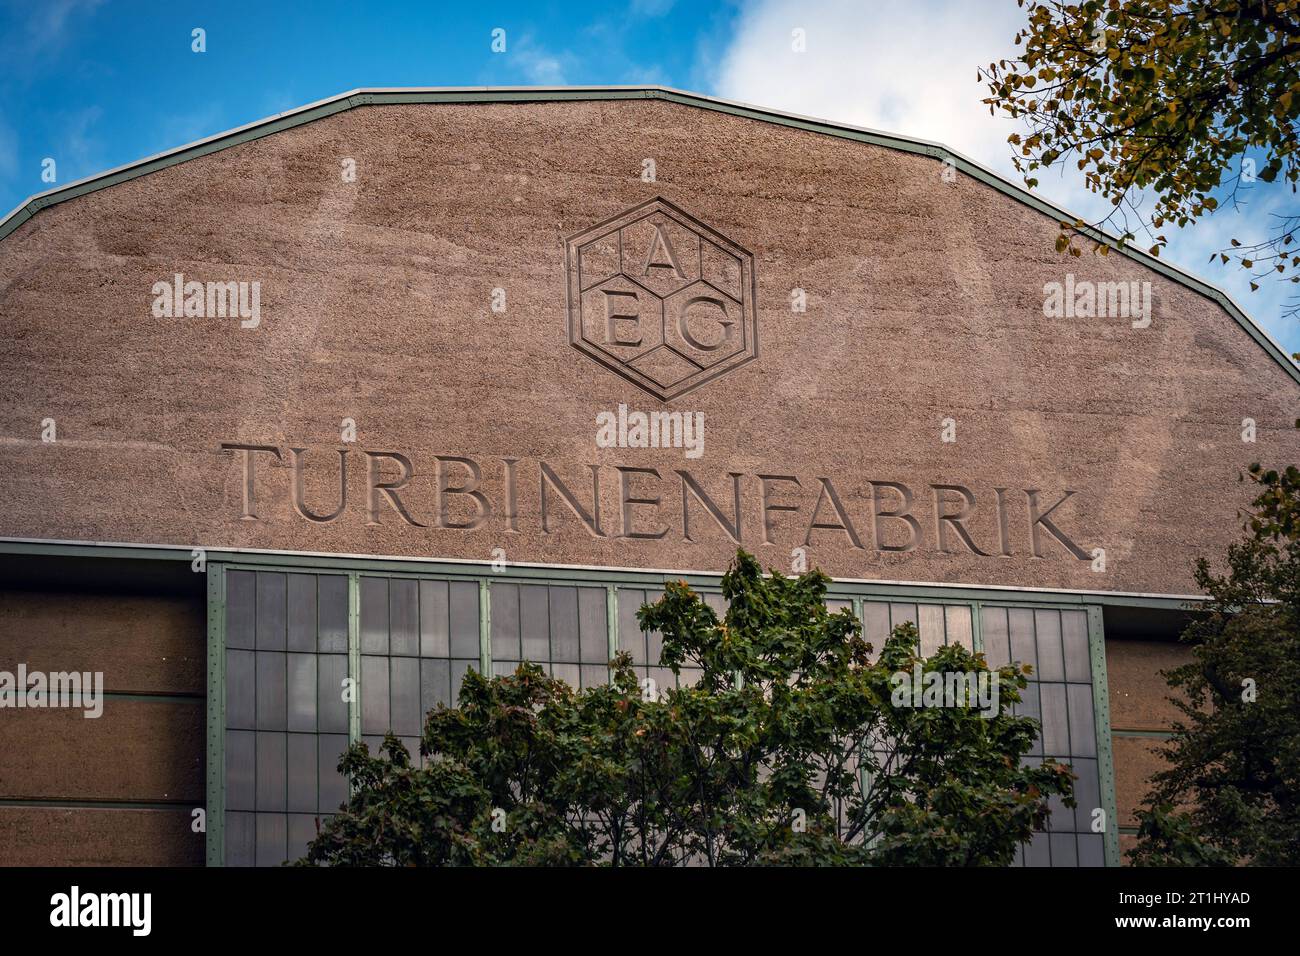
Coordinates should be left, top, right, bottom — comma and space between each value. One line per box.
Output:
564, 197, 758, 400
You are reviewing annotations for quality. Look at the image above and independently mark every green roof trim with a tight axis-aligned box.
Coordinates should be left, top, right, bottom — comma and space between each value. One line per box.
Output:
2, 84, 1297, 387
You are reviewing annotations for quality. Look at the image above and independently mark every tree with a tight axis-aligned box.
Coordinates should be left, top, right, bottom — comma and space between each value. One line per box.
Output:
1130, 449, 1300, 864
981, 1, 1300, 315
302, 551, 1073, 867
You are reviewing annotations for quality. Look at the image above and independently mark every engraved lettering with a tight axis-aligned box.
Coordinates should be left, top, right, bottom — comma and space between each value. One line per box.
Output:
501, 457, 520, 533
290, 447, 347, 523
872, 481, 920, 553
1027, 490, 1090, 559
540, 462, 604, 537
642, 222, 685, 278
603, 289, 642, 346
434, 455, 491, 531
678, 470, 743, 544
758, 474, 802, 546
931, 484, 990, 556
365, 451, 425, 527
221, 443, 282, 521
677, 296, 735, 352
804, 477, 864, 549
617, 466, 668, 540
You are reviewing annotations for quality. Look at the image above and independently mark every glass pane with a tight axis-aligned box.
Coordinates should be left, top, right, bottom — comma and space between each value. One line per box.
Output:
1062, 611, 1091, 682
255, 572, 287, 651
225, 811, 255, 866
1040, 683, 1070, 756
1018, 683, 1043, 756
488, 582, 518, 661
226, 570, 256, 649
549, 586, 581, 662
944, 605, 973, 650
578, 587, 608, 664
317, 654, 348, 734
1072, 757, 1101, 832
286, 653, 316, 733
862, 602, 890, 657
918, 604, 945, 656
1067, 684, 1097, 757
448, 582, 480, 658
889, 603, 917, 633
287, 574, 317, 652
255, 651, 286, 731
360, 577, 388, 654
288, 814, 317, 864
1023, 831, 1051, 867
360, 655, 389, 735
226, 649, 255, 730
389, 578, 418, 656
287, 732, 317, 813
255, 813, 287, 867
390, 656, 421, 736
1049, 832, 1078, 867
1008, 608, 1037, 673
255, 731, 286, 811
421, 657, 452, 712
1034, 610, 1065, 681
420, 579, 451, 657
226, 729, 255, 811
520, 585, 549, 662
617, 589, 646, 663
318, 734, 349, 811
318, 575, 349, 653
1077, 833, 1105, 867
980, 606, 1010, 668
647, 625, 665, 668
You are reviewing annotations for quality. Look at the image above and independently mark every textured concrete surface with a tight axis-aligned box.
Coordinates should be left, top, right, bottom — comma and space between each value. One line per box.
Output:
0, 806, 202, 866
1113, 734, 1171, 827
1, 98, 1296, 594
1106, 639, 1192, 731
0, 699, 203, 802
0, 590, 203, 694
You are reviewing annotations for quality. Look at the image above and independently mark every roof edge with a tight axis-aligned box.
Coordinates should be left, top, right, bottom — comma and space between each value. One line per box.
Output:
3, 84, 1297, 387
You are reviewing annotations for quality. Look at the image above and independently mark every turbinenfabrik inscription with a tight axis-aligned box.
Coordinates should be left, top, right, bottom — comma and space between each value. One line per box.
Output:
221, 444, 1093, 562
564, 197, 758, 401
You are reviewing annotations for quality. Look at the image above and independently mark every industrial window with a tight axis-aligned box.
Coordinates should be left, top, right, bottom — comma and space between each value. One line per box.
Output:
981, 606, 1105, 867
490, 583, 609, 689
615, 586, 712, 692
218, 569, 1109, 868
223, 570, 350, 867
358, 575, 483, 761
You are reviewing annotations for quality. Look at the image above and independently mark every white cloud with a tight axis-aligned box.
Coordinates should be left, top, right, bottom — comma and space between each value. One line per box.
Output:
2, 0, 104, 64
510, 35, 573, 85
713, 0, 1029, 177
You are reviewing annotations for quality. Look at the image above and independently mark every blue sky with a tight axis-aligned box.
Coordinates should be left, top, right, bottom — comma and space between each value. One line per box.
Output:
2, 0, 1296, 353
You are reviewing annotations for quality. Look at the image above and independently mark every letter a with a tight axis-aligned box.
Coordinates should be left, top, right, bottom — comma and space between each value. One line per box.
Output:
642, 222, 685, 279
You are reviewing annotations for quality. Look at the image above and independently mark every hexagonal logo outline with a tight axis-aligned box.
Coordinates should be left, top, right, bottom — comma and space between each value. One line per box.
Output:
564, 197, 758, 401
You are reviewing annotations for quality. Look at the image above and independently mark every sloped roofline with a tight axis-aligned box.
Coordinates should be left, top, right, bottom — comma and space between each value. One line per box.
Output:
3, 84, 1297, 386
